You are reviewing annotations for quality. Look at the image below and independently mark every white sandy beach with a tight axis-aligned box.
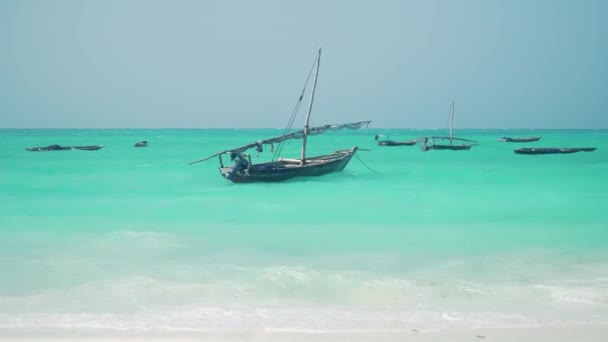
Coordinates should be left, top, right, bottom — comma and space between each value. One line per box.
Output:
2, 325, 608, 342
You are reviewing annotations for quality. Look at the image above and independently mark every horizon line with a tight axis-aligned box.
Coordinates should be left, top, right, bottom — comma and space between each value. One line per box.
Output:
1, 127, 607, 130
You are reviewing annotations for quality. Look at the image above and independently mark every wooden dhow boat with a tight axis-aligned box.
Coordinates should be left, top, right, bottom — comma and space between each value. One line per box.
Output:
189, 48, 371, 183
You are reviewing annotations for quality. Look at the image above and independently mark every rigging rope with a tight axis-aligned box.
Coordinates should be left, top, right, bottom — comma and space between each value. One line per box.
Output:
355, 153, 381, 174
273, 55, 319, 160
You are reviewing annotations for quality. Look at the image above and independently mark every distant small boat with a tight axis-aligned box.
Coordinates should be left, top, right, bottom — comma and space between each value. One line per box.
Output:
514, 147, 597, 155
374, 134, 417, 146
26, 144, 104, 152
499, 136, 541, 143
420, 137, 474, 151
420, 101, 476, 151
134, 141, 148, 147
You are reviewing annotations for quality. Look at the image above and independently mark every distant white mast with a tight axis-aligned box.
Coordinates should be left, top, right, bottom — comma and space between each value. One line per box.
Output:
449, 100, 455, 144
300, 47, 322, 164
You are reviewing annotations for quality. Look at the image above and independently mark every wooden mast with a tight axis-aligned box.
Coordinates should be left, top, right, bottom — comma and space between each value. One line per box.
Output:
300, 48, 322, 164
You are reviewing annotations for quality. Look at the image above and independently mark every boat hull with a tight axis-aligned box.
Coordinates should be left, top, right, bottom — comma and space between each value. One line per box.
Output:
377, 140, 417, 146
422, 144, 472, 151
514, 147, 597, 155
26, 145, 105, 152
499, 136, 541, 142
219, 148, 357, 183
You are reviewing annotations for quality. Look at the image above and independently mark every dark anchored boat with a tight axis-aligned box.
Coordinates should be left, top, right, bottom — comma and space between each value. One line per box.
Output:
514, 147, 597, 155
420, 101, 476, 151
499, 136, 541, 143
134, 141, 148, 147
374, 134, 417, 146
189, 48, 371, 183
26, 144, 104, 152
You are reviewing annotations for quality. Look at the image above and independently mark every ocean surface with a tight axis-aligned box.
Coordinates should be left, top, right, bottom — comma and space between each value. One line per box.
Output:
0, 128, 607, 334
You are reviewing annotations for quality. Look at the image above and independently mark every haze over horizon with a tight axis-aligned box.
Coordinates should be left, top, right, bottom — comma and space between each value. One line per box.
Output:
1, 0, 606, 129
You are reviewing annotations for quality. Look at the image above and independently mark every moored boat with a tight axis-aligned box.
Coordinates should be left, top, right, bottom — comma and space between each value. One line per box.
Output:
134, 141, 148, 147
420, 101, 476, 151
374, 134, 417, 146
189, 48, 371, 183
514, 147, 597, 155
499, 136, 541, 142
26, 144, 105, 152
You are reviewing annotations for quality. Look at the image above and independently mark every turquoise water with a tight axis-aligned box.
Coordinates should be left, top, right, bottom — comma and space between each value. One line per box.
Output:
0, 128, 607, 332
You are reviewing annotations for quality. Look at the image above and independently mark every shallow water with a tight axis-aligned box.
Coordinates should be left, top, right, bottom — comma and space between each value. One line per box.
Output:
0, 128, 607, 332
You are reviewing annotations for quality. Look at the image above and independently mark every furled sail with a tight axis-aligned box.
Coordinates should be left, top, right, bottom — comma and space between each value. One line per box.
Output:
189, 120, 371, 165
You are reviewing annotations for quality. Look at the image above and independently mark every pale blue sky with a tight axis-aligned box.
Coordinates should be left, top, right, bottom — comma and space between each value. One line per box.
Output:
1, 0, 606, 128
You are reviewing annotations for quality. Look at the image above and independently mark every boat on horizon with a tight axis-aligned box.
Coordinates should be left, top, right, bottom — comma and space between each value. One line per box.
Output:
514, 147, 597, 155
374, 134, 417, 146
189, 48, 371, 183
26, 144, 104, 152
499, 136, 541, 143
420, 101, 476, 151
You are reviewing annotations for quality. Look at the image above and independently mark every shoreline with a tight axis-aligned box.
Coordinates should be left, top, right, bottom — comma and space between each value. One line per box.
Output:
2, 325, 608, 341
